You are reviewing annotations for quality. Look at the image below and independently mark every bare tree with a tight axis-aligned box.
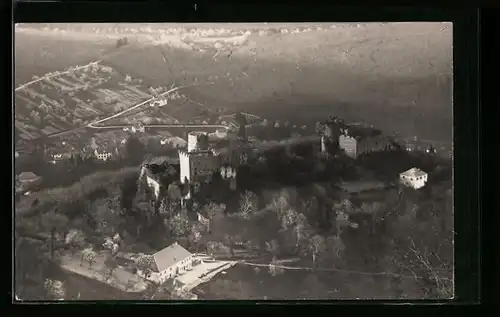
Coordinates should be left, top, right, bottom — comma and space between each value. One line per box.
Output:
187, 225, 202, 252
104, 255, 118, 280
203, 202, 224, 232
268, 256, 285, 276
326, 235, 345, 261
268, 192, 290, 218
293, 213, 310, 247
280, 208, 298, 231
308, 235, 326, 266
265, 240, 280, 257
40, 209, 68, 259
238, 190, 259, 218
359, 202, 384, 234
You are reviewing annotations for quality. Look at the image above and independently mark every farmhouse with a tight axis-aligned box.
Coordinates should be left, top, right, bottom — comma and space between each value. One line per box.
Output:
152, 242, 196, 285
399, 167, 428, 189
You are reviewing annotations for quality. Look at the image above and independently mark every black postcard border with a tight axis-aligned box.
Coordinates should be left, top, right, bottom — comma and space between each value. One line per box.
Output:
9, 2, 485, 314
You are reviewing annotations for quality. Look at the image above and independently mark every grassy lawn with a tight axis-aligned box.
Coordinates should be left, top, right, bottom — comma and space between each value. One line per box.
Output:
59, 250, 148, 293
15, 32, 116, 86
47, 264, 144, 300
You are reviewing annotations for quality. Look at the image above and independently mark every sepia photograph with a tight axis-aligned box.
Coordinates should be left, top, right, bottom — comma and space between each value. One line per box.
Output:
14, 22, 453, 301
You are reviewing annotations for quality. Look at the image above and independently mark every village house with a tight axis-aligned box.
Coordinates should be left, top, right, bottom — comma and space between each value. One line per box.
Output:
94, 145, 114, 161
149, 242, 197, 285
44, 140, 77, 163
399, 167, 428, 189
90, 138, 118, 161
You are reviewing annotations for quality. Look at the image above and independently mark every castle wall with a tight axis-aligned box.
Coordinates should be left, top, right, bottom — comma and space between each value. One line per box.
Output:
339, 135, 358, 158
340, 134, 394, 158
179, 150, 220, 184
146, 175, 161, 200
179, 150, 191, 183
187, 131, 209, 152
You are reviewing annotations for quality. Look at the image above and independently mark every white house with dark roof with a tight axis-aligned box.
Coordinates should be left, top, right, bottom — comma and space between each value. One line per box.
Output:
153, 242, 194, 284
399, 167, 428, 189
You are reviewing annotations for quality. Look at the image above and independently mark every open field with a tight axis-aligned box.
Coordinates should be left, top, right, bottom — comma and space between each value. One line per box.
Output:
59, 250, 148, 293
193, 264, 423, 300
96, 23, 452, 142
15, 31, 117, 86
16, 23, 452, 142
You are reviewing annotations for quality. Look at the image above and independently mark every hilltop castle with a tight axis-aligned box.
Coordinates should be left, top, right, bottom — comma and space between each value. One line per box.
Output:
318, 117, 397, 158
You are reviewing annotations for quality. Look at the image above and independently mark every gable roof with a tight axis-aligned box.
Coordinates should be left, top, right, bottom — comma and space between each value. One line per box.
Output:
153, 242, 192, 272
400, 167, 427, 178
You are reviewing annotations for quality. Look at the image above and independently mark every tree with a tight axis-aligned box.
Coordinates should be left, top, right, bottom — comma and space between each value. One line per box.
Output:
293, 213, 310, 248
187, 225, 202, 251
268, 256, 284, 276
104, 255, 118, 280
268, 192, 290, 217
93, 201, 122, 236
333, 204, 351, 235
280, 208, 298, 231
167, 183, 183, 205
307, 235, 326, 266
81, 247, 97, 268
40, 209, 69, 259
206, 241, 231, 257
359, 202, 384, 234
125, 135, 145, 164
102, 235, 120, 256
165, 211, 190, 237
44, 279, 65, 300
326, 235, 345, 263
135, 253, 155, 276
238, 190, 259, 218
265, 240, 279, 257
102, 237, 116, 250
65, 229, 86, 253
203, 202, 224, 232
